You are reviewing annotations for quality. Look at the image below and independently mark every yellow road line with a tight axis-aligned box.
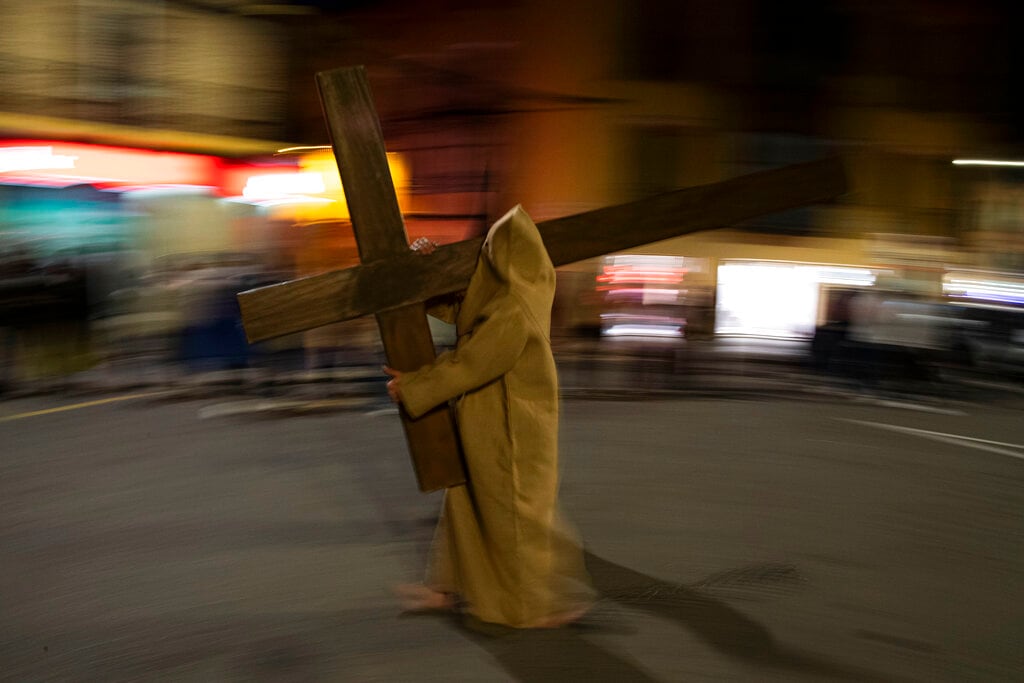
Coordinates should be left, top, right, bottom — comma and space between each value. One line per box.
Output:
0, 392, 165, 422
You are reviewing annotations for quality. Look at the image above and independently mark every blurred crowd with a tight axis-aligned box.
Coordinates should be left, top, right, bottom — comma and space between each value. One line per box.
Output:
0, 247, 309, 392
2, 244, 1022, 397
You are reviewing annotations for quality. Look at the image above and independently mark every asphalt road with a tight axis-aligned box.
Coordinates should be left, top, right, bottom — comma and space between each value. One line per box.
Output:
1, 389, 1022, 682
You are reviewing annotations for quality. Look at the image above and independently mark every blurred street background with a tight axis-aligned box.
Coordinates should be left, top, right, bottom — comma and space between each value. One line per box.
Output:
1, 0, 1023, 680
2, 0, 1024, 397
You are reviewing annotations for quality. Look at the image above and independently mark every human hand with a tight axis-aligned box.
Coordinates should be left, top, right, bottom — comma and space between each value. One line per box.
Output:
410, 237, 438, 255
382, 365, 403, 403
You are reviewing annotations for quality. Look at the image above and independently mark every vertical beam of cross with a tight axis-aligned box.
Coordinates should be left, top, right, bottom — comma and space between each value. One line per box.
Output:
317, 66, 466, 492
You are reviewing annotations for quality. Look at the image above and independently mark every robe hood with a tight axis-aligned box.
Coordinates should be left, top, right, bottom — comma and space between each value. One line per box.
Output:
479, 205, 555, 336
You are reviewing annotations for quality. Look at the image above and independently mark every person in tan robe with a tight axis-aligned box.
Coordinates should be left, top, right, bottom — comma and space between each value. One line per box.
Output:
384, 205, 594, 629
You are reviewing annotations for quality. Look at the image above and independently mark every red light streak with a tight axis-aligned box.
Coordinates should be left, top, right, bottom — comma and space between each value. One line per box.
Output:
596, 264, 686, 285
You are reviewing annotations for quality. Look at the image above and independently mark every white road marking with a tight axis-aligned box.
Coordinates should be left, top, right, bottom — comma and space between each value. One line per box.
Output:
199, 400, 287, 419
198, 397, 372, 419
839, 418, 1024, 461
850, 396, 964, 415
952, 377, 1024, 395
365, 406, 399, 417
866, 399, 964, 416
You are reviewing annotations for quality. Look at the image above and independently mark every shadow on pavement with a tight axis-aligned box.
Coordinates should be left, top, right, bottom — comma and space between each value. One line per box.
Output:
450, 551, 898, 683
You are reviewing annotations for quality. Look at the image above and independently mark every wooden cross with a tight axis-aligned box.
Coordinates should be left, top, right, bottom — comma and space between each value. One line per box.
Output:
238, 65, 848, 493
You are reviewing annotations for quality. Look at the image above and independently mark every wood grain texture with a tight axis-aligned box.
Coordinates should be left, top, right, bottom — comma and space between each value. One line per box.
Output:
238, 239, 481, 344
316, 66, 408, 260
239, 156, 848, 342
377, 304, 465, 491
316, 66, 466, 491
540, 155, 847, 268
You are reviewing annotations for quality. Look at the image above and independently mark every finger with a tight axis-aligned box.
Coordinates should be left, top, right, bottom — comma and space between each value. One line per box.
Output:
411, 237, 437, 254
382, 365, 398, 378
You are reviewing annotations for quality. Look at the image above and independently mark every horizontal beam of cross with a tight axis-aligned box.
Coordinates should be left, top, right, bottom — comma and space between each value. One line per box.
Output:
238, 156, 846, 344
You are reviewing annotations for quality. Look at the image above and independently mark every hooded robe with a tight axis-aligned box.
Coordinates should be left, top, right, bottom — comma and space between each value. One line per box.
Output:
400, 205, 593, 628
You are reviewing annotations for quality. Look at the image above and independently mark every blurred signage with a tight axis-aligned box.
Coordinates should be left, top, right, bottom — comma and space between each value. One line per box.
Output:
0, 140, 221, 188
597, 254, 690, 338
220, 148, 410, 222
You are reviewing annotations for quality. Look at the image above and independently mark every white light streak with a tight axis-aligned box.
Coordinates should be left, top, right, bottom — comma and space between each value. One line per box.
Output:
242, 172, 326, 199
0, 146, 78, 173
943, 276, 1024, 305
952, 159, 1024, 167
601, 324, 683, 338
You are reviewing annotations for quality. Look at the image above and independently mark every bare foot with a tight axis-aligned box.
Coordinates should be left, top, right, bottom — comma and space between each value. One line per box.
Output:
394, 583, 456, 613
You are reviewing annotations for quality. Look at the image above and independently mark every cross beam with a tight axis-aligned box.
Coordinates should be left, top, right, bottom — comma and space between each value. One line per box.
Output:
239, 156, 847, 342
238, 65, 848, 492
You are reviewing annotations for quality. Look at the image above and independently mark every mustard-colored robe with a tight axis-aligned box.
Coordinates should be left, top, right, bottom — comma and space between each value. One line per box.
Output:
400, 206, 593, 628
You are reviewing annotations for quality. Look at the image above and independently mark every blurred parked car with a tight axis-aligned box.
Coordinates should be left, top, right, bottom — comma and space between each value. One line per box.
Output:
946, 303, 1024, 379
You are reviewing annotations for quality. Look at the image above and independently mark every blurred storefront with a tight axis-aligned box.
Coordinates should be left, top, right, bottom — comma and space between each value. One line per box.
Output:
715, 261, 876, 339
0, 130, 414, 377
0, 138, 290, 259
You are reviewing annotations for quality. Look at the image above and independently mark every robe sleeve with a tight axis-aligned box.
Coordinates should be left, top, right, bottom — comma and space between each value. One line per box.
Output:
400, 294, 529, 418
